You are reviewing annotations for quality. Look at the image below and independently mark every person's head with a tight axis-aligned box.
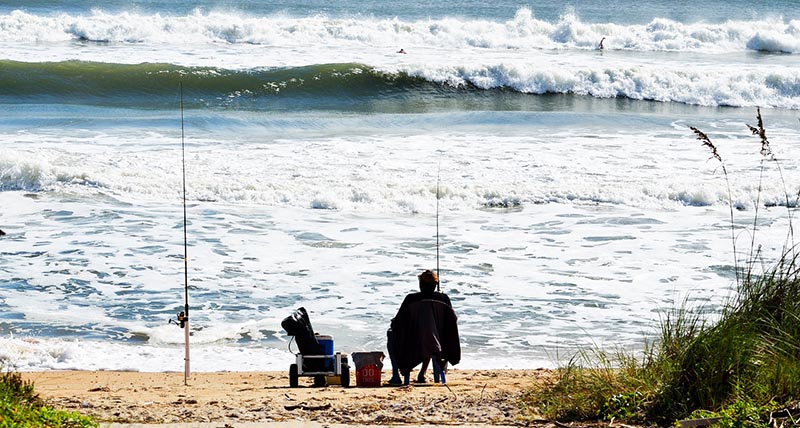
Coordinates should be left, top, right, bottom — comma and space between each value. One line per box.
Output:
418, 269, 438, 292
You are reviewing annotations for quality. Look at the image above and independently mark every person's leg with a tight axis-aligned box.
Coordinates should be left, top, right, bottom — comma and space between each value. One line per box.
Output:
386, 328, 402, 384
417, 358, 429, 383
432, 358, 445, 384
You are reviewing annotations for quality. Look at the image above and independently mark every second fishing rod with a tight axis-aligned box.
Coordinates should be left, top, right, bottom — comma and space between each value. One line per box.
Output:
435, 162, 441, 292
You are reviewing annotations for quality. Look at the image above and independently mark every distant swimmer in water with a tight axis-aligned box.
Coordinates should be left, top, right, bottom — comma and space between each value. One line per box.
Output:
0, 229, 5, 236
599, 37, 606, 50
397, 48, 407, 54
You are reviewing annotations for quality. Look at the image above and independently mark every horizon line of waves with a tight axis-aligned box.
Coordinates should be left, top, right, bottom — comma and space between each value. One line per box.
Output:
2, 60, 799, 110
1, 8, 799, 54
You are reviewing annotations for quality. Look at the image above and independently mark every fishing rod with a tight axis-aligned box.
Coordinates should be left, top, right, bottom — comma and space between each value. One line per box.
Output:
435, 162, 441, 292
180, 81, 190, 385
168, 81, 191, 386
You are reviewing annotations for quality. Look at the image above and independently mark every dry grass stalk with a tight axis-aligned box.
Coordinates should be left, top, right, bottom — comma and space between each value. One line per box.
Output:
747, 107, 772, 158
690, 126, 721, 162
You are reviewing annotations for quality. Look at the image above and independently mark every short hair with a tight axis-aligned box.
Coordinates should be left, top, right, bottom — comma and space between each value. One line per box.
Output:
418, 269, 439, 291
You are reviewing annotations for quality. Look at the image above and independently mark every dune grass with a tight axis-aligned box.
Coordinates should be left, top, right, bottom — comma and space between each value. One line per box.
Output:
519, 110, 800, 426
0, 366, 97, 428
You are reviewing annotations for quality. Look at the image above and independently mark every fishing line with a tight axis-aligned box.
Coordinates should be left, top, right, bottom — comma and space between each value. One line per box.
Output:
436, 161, 441, 292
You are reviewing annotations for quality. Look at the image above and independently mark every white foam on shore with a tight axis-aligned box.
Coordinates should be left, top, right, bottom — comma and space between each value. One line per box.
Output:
0, 336, 297, 372
0, 335, 557, 372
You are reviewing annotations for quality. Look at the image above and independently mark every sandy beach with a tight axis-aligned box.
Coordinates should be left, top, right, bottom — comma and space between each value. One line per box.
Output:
22, 369, 550, 427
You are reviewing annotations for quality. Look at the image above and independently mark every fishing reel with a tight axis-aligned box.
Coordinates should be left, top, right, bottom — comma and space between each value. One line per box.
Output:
169, 311, 187, 329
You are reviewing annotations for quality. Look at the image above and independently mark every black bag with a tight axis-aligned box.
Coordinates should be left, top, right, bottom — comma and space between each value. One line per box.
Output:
281, 307, 323, 355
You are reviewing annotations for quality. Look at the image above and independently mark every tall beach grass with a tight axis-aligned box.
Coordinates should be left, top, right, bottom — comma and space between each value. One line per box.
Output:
519, 110, 800, 426
0, 364, 97, 428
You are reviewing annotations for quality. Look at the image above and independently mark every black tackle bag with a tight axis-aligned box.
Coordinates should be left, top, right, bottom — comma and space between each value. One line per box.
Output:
281, 307, 323, 355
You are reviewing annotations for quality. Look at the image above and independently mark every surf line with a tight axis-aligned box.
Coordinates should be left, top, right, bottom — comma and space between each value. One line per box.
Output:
168, 81, 191, 385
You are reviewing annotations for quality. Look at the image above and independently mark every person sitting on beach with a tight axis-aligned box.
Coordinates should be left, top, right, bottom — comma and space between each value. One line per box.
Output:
386, 269, 460, 385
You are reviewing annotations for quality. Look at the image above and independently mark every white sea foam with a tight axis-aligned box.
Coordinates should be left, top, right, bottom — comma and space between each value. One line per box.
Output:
393, 62, 800, 109
1, 9, 799, 53
746, 20, 800, 53
2, 120, 799, 213
0, 335, 554, 372
0, 336, 297, 372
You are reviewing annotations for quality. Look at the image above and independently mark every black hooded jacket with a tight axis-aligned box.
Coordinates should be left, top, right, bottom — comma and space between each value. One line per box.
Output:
390, 291, 460, 375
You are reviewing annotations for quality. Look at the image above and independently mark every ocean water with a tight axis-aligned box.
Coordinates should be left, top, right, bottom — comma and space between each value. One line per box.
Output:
1, 0, 799, 372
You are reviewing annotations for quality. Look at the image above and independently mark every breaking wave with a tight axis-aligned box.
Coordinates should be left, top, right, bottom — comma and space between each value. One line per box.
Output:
2, 60, 799, 109
1, 8, 799, 53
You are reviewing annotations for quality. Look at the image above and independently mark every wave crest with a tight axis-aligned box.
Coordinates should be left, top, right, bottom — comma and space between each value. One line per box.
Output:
1, 8, 799, 53
1, 59, 798, 109
0, 155, 51, 192
403, 63, 800, 109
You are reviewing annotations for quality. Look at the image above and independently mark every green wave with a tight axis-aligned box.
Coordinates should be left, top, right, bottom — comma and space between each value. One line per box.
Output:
0, 60, 446, 107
